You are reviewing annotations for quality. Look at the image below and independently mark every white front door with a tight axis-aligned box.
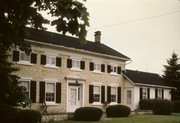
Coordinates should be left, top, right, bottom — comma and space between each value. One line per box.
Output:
68, 85, 82, 112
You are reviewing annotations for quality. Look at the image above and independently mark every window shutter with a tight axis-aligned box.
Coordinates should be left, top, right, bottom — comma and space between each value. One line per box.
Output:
67, 59, 72, 68
117, 67, 121, 74
140, 88, 143, 100
101, 86, 105, 103
107, 65, 111, 73
56, 57, 61, 67
41, 55, 46, 65
101, 64, 105, 72
31, 53, 37, 64
80, 61, 85, 70
13, 51, 19, 61
89, 62, 94, 71
89, 85, 94, 103
118, 87, 121, 103
56, 83, 61, 103
155, 88, 158, 99
40, 81, 45, 103
107, 86, 111, 103
30, 81, 36, 103
147, 88, 150, 99
162, 89, 164, 99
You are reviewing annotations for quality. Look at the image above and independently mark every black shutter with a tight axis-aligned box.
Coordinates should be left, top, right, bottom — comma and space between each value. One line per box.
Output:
107, 65, 111, 73
101, 64, 105, 72
89, 85, 94, 103
30, 81, 36, 103
13, 51, 19, 61
147, 88, 150, 99
155, 88, 158, 99
31, 53, 37, 64
40, 81, 45, 103
56, 57, 61, 67
101, 86, 105, 103
117, 67, 121, 74
56, 83, 61, 103
67, 59, 72, 68
140, 88, 143, 100
118, 87, 121, 103
80, 61, 85, 70
41, 55, 46, 65
162, 89, 164, 99
90, 62, 94, 71
107, 86, 111, 103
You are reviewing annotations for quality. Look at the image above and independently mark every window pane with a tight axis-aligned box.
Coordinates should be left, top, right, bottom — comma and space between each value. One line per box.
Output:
51, 57, 56, 64
111, 87, 116, 95
94, 86, 100, 94
46, 93, 55, 101
20, 52, 30, 61
47, 56, 51, 64
127, 90, 132, 104
46, 83, 55, 92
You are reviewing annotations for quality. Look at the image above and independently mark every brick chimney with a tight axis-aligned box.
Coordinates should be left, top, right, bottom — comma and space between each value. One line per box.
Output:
94, 31, 101, 43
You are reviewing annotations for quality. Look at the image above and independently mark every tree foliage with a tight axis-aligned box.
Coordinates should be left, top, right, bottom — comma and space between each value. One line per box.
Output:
163, 51, 180, 100
0, 0, 89, 106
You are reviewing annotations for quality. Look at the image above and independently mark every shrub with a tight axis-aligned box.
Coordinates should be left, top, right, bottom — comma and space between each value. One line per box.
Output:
17, 109, 42, 123
139, 99, 153, 110
151, 99, 174, 115
106, 105, 131, 117
0, 104, 20, 123
74, 107, 103, 121
173, 100, 180, 113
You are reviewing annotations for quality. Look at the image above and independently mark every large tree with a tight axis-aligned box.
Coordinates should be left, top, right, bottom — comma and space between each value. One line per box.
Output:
163, 51, 180, 100
0, 0, 89, 106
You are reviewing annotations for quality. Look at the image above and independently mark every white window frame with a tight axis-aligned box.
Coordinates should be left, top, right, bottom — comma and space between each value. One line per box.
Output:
110, 64, 118, 75
93, 62, 102, 73
157, 89, 163, 99
71, 59, 81, 71
92, 83, 102, 105
127, 90, 132, 105
17, 51, 32, 65
44, 54, 58, 68
45, 81, 56, 105
142, 88, 148, 99
19, 80, 31, 98
110, 86, 118, 104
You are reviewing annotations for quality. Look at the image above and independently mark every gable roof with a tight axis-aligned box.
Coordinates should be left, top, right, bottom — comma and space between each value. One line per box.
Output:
123, 69, 170, 87
25, 27, 130, 60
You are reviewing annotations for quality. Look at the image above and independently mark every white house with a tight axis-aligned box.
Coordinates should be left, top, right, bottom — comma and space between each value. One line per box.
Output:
122, 69, 174, 110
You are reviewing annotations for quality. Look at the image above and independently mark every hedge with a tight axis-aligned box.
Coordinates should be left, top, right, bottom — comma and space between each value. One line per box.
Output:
74, 107, 103, 121
106, 105, 131, 117
173, 100, 180, 113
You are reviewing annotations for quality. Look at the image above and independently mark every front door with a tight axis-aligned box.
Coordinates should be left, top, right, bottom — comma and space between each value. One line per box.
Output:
68, 85, 82, 112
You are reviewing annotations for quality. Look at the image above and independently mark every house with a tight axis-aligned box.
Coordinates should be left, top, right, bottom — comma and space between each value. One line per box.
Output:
11, 28, 130, 113
122, 69, 174, 110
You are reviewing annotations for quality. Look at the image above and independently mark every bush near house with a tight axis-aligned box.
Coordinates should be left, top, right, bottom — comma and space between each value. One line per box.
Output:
106, 105, 131, 117
17, 109, 42, 123
139, 99, 153, 110
74, 107, 103, 121
173, 100, 180, 113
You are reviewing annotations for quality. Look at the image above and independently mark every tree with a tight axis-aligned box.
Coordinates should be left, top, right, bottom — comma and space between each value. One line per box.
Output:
163, 51, 180, 100
0, 0, 89, 106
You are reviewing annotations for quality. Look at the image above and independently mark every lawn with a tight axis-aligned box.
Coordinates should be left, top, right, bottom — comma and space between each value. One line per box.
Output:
54, 113, 180, 123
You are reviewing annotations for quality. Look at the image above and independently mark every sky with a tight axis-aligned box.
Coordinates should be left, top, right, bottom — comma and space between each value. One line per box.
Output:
44, 0, 180, 75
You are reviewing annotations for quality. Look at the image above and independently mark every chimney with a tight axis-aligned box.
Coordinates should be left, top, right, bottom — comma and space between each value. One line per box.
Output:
94, 31, 101, 43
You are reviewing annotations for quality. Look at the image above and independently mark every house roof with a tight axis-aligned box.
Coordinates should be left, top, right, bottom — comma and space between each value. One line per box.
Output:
123, 69, 170, 87
25, 27, 130, 60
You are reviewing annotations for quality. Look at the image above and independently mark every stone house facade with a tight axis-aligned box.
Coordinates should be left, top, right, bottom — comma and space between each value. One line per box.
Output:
11, 28, 130, 113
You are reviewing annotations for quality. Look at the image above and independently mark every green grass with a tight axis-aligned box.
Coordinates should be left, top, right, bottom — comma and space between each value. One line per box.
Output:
54, 113, 180, 123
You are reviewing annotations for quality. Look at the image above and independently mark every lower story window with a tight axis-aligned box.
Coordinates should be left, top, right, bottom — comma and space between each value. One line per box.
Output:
127, 90, 132, 105
142, 88, 147, 99
20, 81, 30, 98
157, 89, 163, 99
46, 82, 55, 102
111, 87, 117, 102
93, 86, 100, 102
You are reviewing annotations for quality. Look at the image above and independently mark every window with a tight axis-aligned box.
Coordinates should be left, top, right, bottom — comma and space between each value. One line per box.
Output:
94, 63, 101, 72
46, 55, 56, 66
142, 88, 147, 99
46, 82, 56, 102
19, 52, 30, 62
72, 59, 80, 69
93, 86, 101, 102
127, 90, 132, 105
111, 87, 117, 103
111, 66, 117, 73
157, 89, 163, 99
20, 81, 30, 98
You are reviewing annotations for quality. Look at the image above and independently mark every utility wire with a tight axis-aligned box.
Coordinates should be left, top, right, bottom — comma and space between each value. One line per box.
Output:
93, 10, 180, 30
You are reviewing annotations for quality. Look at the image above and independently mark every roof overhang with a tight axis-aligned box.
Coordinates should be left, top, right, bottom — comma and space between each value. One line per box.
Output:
26, 39, 131, 62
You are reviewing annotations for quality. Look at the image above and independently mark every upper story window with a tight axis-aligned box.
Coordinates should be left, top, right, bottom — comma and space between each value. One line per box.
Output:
72, 59, 80, 69
41, 54, 61, 68
107, 64, 121, 75
94, 63, 101, 72
67, 58, 85, 71
46, 55, 56, 66
13, 50, 37, 65
89, 62, 105, 73
111, 65, 117, 73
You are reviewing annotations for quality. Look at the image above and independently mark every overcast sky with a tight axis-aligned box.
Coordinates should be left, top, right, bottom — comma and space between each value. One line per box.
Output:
45, 0, 180, 75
